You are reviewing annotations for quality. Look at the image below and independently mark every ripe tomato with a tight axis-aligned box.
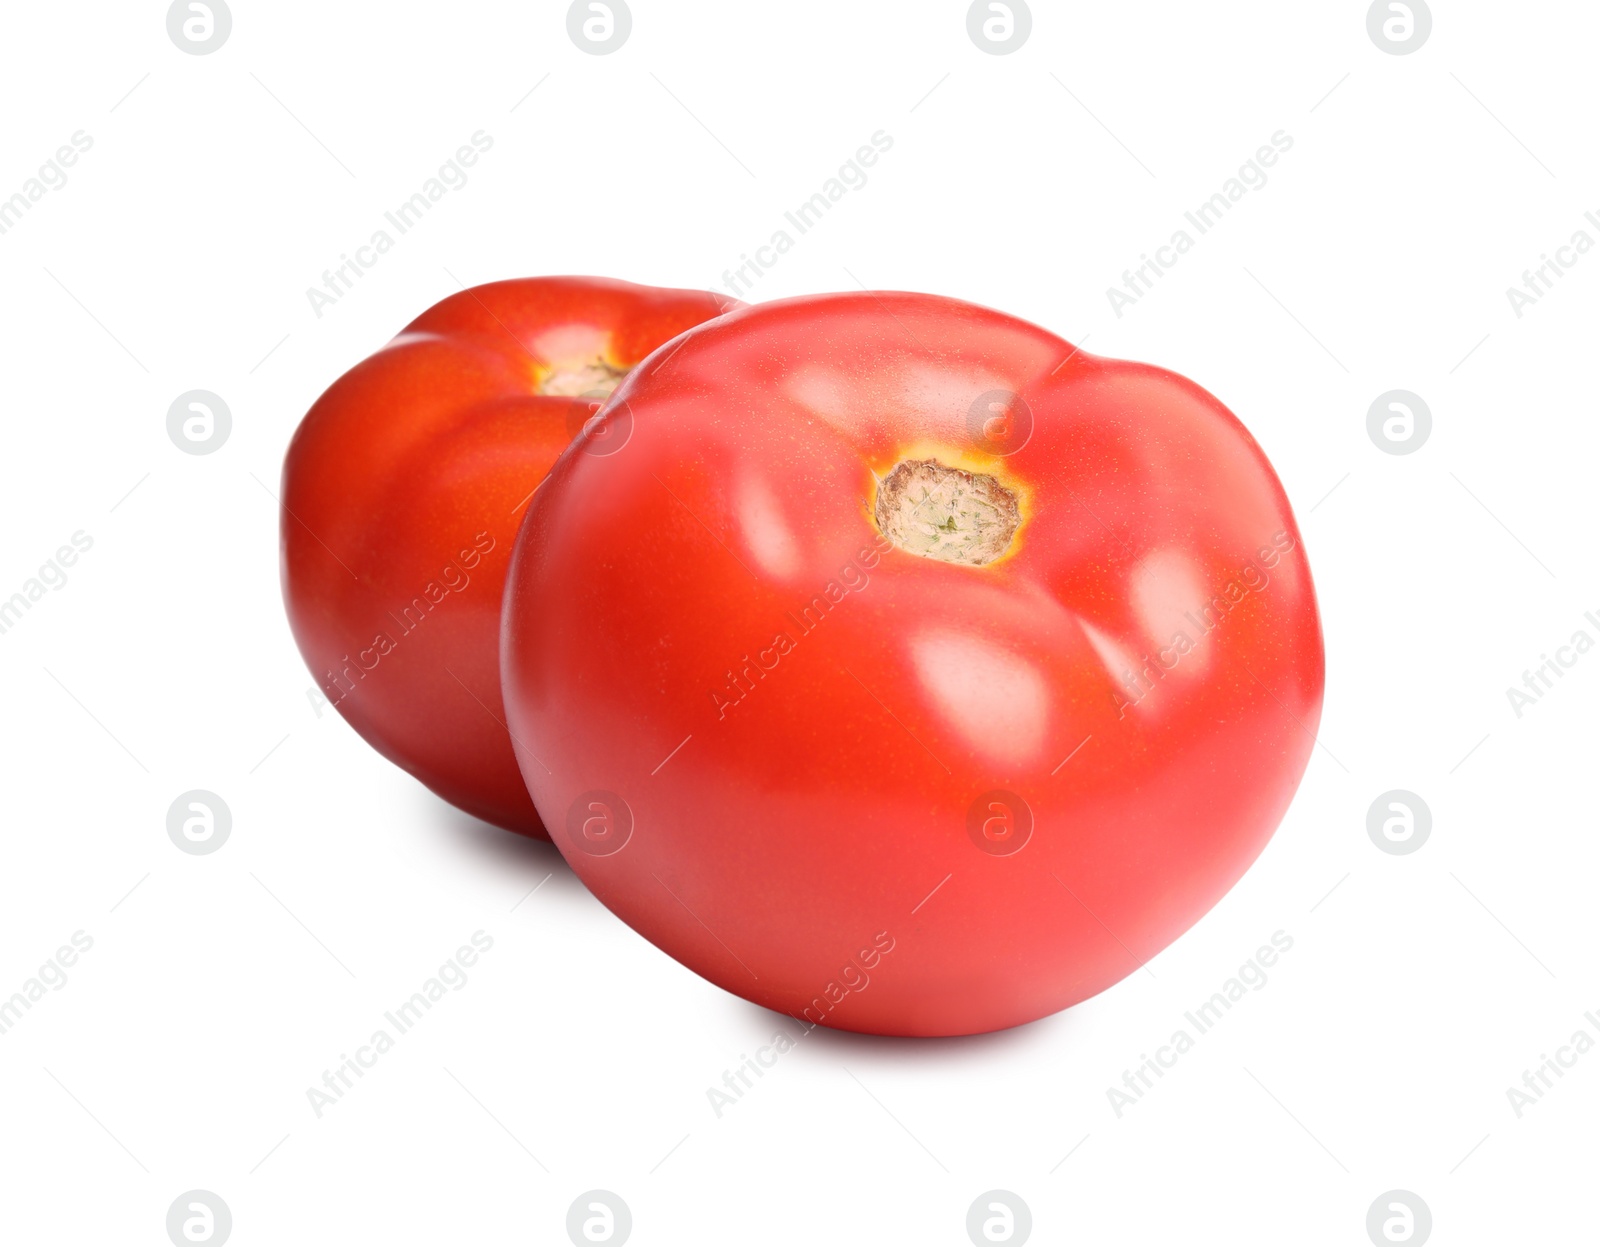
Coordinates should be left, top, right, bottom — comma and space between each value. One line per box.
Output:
502, 291, 1324, 1034
281, 277, 738, 836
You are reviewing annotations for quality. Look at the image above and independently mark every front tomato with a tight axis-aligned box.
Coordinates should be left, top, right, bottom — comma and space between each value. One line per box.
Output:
281, 277, 737, 837
502, 291, 1324, 1033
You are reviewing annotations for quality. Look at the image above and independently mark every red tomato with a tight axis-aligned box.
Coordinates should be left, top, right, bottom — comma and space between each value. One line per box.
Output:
281, 277, 738, 836
502, 291, 1324, 1034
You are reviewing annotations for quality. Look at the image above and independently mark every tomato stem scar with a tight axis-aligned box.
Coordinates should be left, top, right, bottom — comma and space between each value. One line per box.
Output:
538, 358, 627, 397
874, 459, 1020, 565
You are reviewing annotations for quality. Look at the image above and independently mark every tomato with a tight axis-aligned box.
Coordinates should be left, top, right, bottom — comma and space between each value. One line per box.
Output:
501, 291, 1324, 1035
281, 277, 738, 836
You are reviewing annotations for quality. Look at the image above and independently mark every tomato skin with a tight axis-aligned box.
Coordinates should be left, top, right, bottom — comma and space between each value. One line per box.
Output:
502, 291, 1325, 1035
281, 277, 738, 836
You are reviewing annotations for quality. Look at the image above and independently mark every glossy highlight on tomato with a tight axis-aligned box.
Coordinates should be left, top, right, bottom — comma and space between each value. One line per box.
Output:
281, 276, 738, 836
502, 290, 1324, 1033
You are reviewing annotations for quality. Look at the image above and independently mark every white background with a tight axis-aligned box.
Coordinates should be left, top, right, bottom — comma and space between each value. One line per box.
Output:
1, 1, 1595, 1243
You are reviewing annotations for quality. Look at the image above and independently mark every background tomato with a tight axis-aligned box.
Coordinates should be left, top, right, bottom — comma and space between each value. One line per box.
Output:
281, 276, 738, 836
502, 291, 1324, 1032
